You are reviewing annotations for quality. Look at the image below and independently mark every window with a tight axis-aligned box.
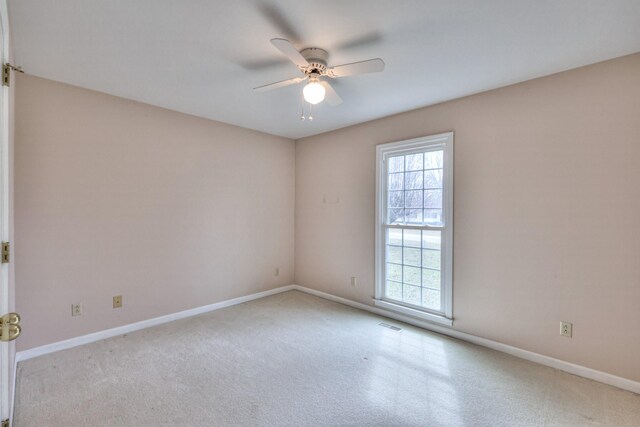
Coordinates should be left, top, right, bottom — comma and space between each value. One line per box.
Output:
375, 133, 453, 325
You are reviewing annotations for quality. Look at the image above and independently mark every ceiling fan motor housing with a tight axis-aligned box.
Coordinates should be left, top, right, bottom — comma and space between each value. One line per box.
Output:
300, 47, 329, 74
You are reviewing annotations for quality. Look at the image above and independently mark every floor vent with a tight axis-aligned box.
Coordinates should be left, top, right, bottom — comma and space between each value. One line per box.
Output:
379, 322, 402, 331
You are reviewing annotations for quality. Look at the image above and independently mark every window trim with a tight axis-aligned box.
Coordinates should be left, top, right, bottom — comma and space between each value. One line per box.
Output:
374, 132, 454, 325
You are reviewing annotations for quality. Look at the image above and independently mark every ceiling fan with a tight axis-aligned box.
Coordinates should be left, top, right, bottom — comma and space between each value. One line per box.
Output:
253, 38, 385, 107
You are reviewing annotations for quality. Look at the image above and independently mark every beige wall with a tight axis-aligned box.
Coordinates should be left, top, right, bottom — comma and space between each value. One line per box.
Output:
15, 74, 295, 350
295, 53, 640, 382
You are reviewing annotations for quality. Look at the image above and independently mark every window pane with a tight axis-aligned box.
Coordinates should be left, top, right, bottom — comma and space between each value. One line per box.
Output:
424, 209, 442, 225
425, 150, 443, 169
422, 230, 441, 250
424, 189, 442, 209
388, 208, 405, 224
386, 150, 444, 228
388, 173, 404, 190
403, 229, 421, 248
424, 169, 443, 189
388, 191, 404, 208
403, 284, 421, 305
387, 263, 402, 282
384, 228, 444, 312
405, 153, 423, 171
422, 289, 441, 311
403, 247, 421, 267
388, 228, 403, 246
403, 266, 421, 286
386, 281, 403, 300
422, 249, 440, 270
405, 190, 422, 208
405, 209, 423, 224
405, 171, 423, 190
387, 245, 402, 264
389, 156, 404, 173
422, 269, 441, 290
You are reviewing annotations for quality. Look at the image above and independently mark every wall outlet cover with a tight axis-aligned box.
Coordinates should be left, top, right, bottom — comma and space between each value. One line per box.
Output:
71, 303, 82, 317
560, 321, 572, 337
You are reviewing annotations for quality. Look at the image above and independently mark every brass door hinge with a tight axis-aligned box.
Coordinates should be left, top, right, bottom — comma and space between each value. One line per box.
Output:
0, 312, 21, 342
1, 418, 9, 427
2, 64, 9, 87
2, 63, 24, 87
1, 242, 9, 263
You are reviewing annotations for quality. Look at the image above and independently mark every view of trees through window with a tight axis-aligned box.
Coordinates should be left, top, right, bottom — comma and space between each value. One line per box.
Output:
387, 150, 443, 225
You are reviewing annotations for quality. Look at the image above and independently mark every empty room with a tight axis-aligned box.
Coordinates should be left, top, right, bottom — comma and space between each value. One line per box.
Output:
0, 0, 638, 425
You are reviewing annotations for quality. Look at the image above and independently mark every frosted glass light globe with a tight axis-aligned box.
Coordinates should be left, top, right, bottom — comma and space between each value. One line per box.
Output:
303, 81, 326, 104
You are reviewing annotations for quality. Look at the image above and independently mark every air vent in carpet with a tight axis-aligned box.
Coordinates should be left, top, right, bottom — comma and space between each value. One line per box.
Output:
378, 322, 402, 331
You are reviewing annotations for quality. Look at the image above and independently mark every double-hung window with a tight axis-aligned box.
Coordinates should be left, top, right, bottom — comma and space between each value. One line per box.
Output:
375, 132, 453, 326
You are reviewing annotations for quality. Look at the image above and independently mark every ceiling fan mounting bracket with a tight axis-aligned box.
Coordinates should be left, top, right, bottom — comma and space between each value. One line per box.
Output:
300, 47, 328, 64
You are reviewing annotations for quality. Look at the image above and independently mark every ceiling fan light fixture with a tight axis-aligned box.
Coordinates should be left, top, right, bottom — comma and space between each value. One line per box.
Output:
303, 80, 325, 104
254, 39, 384, 111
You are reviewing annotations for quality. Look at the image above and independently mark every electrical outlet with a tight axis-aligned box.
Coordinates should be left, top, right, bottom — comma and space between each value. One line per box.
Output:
560, 321, 572, 337
71, 303, 82, 317
350, 277, 357, 287
275, 267, 280, 276
113, 295, 122, 309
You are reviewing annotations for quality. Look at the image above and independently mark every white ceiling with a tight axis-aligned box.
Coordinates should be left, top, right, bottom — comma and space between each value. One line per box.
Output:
8, 0, 640, 139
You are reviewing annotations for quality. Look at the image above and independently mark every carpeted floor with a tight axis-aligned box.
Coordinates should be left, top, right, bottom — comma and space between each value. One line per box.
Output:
14, 290, 640, 426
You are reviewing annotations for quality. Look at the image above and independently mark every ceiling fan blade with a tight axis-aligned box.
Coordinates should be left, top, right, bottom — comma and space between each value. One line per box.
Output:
321, 81, 343, 106
271, 38, 309, 68
253, 76, 306, 92
328, 58, 385, 78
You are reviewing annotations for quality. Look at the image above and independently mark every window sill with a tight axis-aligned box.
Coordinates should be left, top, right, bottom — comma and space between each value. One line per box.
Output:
373, 299, 453, 327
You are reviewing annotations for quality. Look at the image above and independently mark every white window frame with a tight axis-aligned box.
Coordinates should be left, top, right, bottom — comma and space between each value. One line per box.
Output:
374, 132, 454, 326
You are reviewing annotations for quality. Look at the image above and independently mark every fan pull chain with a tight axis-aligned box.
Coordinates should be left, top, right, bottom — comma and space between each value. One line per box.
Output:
299, 94, 318, 122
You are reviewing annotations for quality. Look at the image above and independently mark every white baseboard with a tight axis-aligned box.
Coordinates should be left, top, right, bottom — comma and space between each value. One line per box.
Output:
15, 285, 295, 363
14, 283, 639, 396
290, 285, 640, 395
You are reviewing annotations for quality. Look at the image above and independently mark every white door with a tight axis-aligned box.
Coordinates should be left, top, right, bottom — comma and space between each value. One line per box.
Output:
0, 0, 15, 424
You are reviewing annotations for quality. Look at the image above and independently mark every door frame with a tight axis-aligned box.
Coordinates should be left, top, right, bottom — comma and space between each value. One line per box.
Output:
0, 0, 13, 423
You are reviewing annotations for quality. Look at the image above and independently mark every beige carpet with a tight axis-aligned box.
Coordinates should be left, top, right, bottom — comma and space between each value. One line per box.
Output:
14, 290, 640, 426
